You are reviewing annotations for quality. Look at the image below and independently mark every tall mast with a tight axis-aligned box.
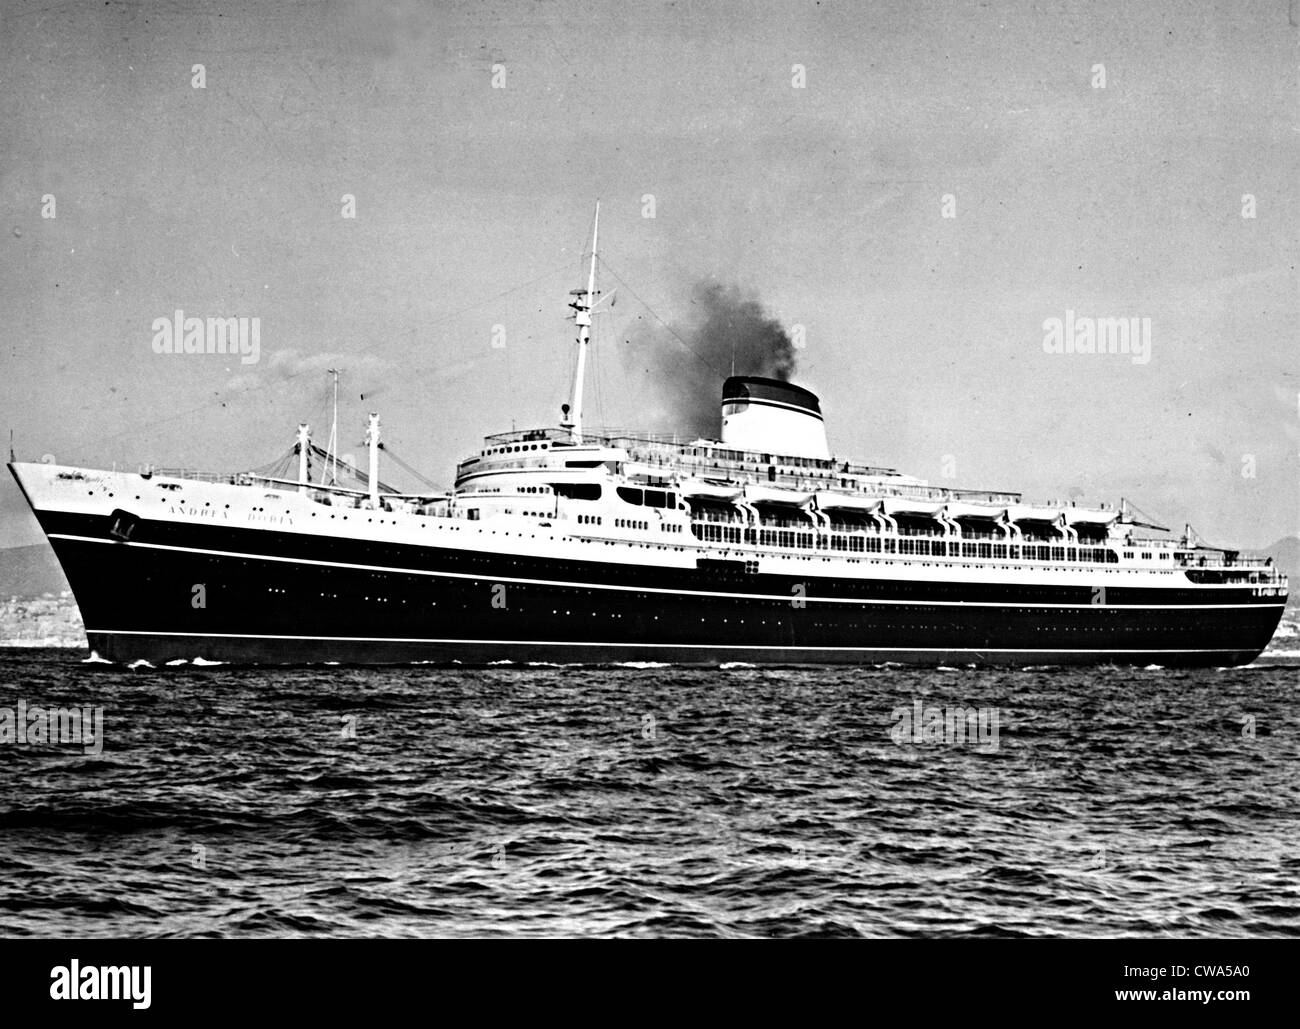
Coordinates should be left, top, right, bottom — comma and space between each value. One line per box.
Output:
325, 368, 339, 485
563, 201, 599, 444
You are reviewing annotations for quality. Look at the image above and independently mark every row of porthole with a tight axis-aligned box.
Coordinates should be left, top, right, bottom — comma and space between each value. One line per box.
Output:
296, 575, 1225, 614
485, 442, 550, 455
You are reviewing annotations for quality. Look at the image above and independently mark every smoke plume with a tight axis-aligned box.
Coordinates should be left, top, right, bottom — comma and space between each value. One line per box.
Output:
690, 282, 797, 383
623, 281, 798, 439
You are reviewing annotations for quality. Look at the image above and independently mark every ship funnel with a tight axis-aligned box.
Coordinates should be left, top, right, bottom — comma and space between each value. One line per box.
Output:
720, 376, 829, 459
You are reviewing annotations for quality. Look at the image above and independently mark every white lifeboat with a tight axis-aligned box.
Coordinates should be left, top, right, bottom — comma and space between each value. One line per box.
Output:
1065, 508, 1120, 526
1006, 503, 1065, 523
943, 501, 1007, 521
744, 484, 814, 506
814, 492, 882, 514
881, 498, 947, 518
679, 479, 743, 502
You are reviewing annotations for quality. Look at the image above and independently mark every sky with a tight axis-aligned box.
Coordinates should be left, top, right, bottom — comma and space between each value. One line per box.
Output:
1, 0, 1296, 549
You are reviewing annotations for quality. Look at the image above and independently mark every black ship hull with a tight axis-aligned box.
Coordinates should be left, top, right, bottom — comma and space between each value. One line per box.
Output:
33, 506, 1285, 667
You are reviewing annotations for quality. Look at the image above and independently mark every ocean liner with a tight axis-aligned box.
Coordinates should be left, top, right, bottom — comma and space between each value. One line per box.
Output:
8, 208, 1289, 666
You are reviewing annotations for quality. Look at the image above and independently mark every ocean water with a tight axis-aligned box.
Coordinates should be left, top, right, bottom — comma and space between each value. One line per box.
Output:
0, 649, 1297, 938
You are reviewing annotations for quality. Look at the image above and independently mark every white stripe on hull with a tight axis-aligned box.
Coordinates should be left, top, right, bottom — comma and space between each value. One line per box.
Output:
85, 629, 1249, 654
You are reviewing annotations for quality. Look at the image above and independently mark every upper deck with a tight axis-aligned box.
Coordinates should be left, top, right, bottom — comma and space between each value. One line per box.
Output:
458, 425, 1022, 505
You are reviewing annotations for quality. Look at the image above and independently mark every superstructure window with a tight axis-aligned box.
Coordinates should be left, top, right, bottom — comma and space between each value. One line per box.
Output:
617, 486, 643, 506
553, 483, 601, 501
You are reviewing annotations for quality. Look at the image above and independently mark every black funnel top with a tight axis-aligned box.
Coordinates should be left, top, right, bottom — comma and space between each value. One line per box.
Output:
721, 376, 822, 415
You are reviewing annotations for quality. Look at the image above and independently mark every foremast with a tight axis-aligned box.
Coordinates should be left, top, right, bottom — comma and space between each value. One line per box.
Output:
561, 201, 600, 444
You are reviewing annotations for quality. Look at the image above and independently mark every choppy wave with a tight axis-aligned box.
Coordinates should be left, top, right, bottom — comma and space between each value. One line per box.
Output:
0, 649, 1297, 939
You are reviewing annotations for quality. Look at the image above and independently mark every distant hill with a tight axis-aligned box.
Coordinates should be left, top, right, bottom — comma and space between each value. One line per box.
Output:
1247, 536, 1300, 587
0, 543, 70, 599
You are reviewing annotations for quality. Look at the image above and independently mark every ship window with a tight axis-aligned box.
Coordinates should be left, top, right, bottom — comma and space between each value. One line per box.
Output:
645, 490, 667, 509
618, 486, 644, 506
552, 483, 601, 501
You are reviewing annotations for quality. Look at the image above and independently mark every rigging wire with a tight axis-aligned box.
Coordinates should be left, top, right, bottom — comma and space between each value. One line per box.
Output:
595, 252, 731, 382
377, 443, 445, 493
